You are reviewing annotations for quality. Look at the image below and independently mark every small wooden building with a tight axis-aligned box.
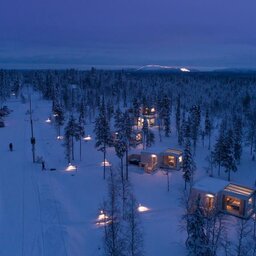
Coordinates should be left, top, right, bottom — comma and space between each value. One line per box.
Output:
191, 177, 229, 211
112, 130, 143, 146
221, 183, 255, 219
192, 177, 256, 219
139, 148, 183, 173
136, 106, 157, 127
160, 149, 183, 170
141, 106, 156, 116
140, 149, 161, 173
129, 130, 143, 146
137, 115, 156, 127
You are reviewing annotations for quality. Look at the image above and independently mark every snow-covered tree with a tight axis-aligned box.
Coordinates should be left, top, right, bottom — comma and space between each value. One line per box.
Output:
64, 115, 81, 162
142, 117, 148, 150
190, 105, 201, 154
94, 98, 112, 179
179, 111, 186, 145
161, 95, 171, 137
233, 117, 242, 164
212, 121, 226, 177
222, 129, 237, 181
103, 168, 125, 256
182, 138, 196, 190
204, 109, 212, 150
186, 195, 211, 256
132, 97, 140, 128
53, 103, 65, 137
176, 94, 181, 136
245, 108, 256, 156
125, 194, 144, 256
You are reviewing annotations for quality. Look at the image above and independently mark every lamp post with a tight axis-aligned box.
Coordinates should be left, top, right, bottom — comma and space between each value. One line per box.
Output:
29, 95, 36, 163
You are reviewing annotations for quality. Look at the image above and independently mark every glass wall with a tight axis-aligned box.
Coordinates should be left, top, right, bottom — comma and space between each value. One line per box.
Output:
223, 195, 244, 216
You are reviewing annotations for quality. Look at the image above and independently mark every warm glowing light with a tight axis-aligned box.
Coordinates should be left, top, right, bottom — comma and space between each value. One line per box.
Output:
178, 156, 183, 163
45, 118, 51, 123
57, 136, 64, 140
136, 134, 142, 140
206, 193, 214, 198
151, 154, 157, 158
151, 108, 155, 112
137, 204, 150, 212
66, 163, 77, 171
180, 67, 190, 72
101, 160, 111, 167
96, 210, 112, 226
83, 135, 92, 141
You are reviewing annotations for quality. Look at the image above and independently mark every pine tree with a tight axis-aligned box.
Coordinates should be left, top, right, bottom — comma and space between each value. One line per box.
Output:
64, 115, 81, 162
162, 95, 171, 137
102, 168, 144, 256
0, 70, 10, 107
184, 117, 192, 140
122, 110, 132, 180
106, 100, 114, 122
245, 109, 256, 156
182, 138, 196, 190
222, 129, 237, 181
114, 108, 123, 132
146, 130, 155, 148
186, 195, 211, 256
94, 98, 112, 179
233, 117, 242, 163
176, 94, 181, 136
125, 194, 144, 256
204, 109, 212, 150
190, 105, 201, 154
212, 122, 226, 177
132, 98, 140, 128
114, 135, 126, 183
53, 103, 65, 137
142, 117, 148, 149
179, 111, 186, 146
103, 168, 125, 256
78, 111, 85, 161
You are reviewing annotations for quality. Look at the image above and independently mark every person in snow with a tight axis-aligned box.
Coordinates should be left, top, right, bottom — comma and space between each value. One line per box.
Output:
9, 143, 13, 151
42, 161, 46, 170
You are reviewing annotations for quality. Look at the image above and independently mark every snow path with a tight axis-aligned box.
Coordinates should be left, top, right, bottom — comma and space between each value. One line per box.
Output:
0, 94, 73, 256
0, 97, 44, 256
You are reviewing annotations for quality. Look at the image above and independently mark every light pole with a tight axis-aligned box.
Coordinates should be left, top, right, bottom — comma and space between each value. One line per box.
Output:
29, 95, 36, 163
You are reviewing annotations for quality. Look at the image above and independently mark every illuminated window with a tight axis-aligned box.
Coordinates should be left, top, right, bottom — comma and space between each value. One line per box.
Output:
136, 133, 142, 141
137, 117, 144, 127
224, 196, 242, 215
205, 194, 214, 209
163, 155, 176, 167
178, 156, 183, 163
151, 154, 157, 165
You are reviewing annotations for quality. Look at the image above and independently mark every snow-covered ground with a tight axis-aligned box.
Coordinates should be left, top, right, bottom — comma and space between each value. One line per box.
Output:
1, 92, 256, 256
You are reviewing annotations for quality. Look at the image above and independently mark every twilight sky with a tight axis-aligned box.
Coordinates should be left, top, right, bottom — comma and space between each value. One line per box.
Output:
0, 0, 256, 69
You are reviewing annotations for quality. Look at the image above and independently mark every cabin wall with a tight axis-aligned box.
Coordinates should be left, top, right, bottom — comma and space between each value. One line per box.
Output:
159, 154, 182, 170
140, 152, 159, 173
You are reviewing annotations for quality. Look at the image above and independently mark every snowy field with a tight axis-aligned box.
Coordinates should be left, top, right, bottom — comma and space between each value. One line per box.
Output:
1, 91, 256, 256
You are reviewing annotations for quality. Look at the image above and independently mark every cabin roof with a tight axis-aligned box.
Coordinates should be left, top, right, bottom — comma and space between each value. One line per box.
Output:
162, 148, 182, 156
193, 177, 230, 194
141, 148, 163, 155
223, 183, 254, 198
